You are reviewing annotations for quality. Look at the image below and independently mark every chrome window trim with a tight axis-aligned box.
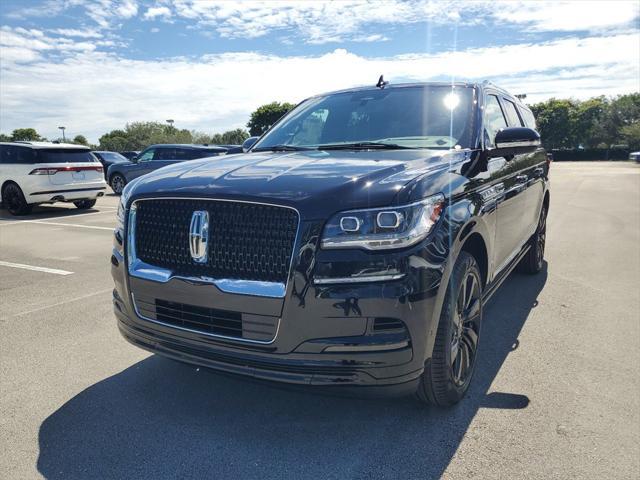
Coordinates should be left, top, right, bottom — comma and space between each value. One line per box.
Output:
126, 197, 300, 299
131, 293, 280, 345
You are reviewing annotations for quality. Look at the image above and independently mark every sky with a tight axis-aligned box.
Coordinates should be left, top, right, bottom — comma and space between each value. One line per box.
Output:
0, 0, 639, 143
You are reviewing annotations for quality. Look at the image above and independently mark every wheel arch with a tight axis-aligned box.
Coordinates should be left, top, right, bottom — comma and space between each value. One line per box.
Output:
459, 232, 489, 288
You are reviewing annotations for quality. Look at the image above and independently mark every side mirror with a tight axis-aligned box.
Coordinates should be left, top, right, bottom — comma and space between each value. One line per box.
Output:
489, 127, 541, 158
242, 136, 259, 153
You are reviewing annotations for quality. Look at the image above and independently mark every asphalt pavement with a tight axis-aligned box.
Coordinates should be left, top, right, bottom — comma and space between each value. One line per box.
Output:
0, 162, 638, 479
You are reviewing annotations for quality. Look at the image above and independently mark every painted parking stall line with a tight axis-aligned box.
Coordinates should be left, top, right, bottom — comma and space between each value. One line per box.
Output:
23, 221, 114, 231
0, 260, 73, 276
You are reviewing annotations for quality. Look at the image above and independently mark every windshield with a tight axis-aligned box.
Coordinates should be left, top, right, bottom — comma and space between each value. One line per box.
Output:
36, 149, 97, 163
254, 85, 476, 151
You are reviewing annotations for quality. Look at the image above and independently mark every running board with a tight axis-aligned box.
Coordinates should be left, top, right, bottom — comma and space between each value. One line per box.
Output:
482, 244, 531, 305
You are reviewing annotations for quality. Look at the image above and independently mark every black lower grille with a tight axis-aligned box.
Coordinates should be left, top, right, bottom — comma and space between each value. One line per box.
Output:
133, 296, 279, 341
155, 299, 243, 337
134, 198, 298, 284
373, 317, 405, 332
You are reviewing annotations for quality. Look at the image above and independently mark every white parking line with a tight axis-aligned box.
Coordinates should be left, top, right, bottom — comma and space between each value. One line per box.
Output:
0, 209, 115, 227
11, 288, 113, 317
22, 221, 114, 231
0, 260, 74, 275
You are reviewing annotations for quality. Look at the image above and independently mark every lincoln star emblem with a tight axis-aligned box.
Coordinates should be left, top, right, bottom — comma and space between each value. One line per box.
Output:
189, 210, 209, 263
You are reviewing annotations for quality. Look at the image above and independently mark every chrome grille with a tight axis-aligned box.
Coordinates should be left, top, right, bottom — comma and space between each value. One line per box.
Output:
133, 198, 298, 284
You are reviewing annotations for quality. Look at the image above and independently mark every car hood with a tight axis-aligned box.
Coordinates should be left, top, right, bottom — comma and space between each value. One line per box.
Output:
129, 149, 470, 218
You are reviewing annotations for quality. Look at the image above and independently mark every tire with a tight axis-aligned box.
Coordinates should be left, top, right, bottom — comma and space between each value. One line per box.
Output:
73, 199, 97, 209
517, 204, 547, 274
417, 251, 483, 406
2, 183, 33, 216
110, 174, 126, 195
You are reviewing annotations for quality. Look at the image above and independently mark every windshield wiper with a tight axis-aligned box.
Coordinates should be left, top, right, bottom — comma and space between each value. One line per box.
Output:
316, 142, 413, 150
252, 144, 314, 152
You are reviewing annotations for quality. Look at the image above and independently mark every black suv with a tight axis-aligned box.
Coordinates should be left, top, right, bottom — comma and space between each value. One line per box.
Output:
107, 144, 227, 194
111, 81, 549, 405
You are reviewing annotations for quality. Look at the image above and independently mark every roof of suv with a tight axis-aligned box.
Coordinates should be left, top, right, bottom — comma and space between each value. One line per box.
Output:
0, 141, 90, 150
148, 144, 228, 150
311, 80, 532, 112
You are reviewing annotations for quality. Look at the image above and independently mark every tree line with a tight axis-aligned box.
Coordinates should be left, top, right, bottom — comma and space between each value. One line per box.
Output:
1, 95, 637, 152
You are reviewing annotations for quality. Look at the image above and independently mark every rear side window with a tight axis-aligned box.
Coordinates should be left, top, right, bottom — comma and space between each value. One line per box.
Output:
1, 146, 37, 164
518, 107, 537, 129
36, 149, 96, 163
484, 94, 508, 147
174, 148, 196, 160
502, 99, 524, 127
153, 148, 176, 160
190, 149, 221, 160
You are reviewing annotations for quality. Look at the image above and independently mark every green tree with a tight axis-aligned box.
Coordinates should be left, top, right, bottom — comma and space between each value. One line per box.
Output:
530, 99, 576, 149
98, 122, 194, 151
10, 128, 42, 141
221, 128, 249, 144
72, 134, 88, 145
247, 102, 295, 136
0, 133, 10, 142
620, 123, 640, 150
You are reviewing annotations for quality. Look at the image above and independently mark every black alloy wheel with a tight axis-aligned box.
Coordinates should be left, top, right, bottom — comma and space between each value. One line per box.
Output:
110, 174, 126, 195
450, 267, 482, 387
3, 183, 33, 216
417, 251, 483, 406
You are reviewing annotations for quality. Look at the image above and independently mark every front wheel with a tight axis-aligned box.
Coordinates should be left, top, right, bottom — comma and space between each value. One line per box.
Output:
73, 199, 97, 209
110, 174, 126, 195
417, 251, 483, 406
2, 183, 33, 216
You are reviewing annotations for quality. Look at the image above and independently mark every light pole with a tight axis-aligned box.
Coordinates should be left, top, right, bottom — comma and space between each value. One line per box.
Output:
58, 126, 66, 142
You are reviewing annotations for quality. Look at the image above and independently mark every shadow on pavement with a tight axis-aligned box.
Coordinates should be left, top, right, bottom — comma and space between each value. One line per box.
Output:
37, 266, 547, 479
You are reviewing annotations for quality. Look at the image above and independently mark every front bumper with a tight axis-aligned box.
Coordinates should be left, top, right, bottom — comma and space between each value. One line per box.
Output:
111, 217, 449, 396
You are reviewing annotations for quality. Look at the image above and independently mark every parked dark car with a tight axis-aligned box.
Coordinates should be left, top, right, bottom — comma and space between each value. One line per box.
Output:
107, 144, 227, 194
92, 151, 130, 179
118, 151, 140, 161
111, 81, 549, 405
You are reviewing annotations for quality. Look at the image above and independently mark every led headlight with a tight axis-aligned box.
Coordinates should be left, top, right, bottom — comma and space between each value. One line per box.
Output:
321, 194, 444, 251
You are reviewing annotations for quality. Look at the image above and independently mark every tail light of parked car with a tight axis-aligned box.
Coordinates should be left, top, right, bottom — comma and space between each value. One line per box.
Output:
29, 166, 103, 175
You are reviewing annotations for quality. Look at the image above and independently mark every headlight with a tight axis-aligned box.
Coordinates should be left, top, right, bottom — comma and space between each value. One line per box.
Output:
321, 194, 445, 251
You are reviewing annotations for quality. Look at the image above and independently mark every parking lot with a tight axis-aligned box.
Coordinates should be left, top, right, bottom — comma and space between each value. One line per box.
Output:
0, 162, 638, 479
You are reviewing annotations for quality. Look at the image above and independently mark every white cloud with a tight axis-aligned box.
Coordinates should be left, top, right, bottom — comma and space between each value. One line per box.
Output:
1, 29, 637, 142
144, 6, 172, 20
492, 0, 640, 32
170, 0, 639, 44
50, 28, 103, 39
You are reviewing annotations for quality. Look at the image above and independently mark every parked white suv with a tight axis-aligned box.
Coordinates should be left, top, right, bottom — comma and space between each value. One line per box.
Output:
0, 142, 107, 215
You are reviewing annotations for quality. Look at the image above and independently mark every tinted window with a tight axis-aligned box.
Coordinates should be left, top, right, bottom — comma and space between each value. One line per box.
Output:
137, 148, 155, 162
174, 148, 195, 160
1, 146, 37, 164
484, 95, 508, 147
255, 85, 476, 150
502, 99, 524, 127
153, 148, 176, 160
96, 152, 127, 162
35, 149, 96, 163
518, 107, 537, 129
189, 149, 222, 160
0, 145, 8, 164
